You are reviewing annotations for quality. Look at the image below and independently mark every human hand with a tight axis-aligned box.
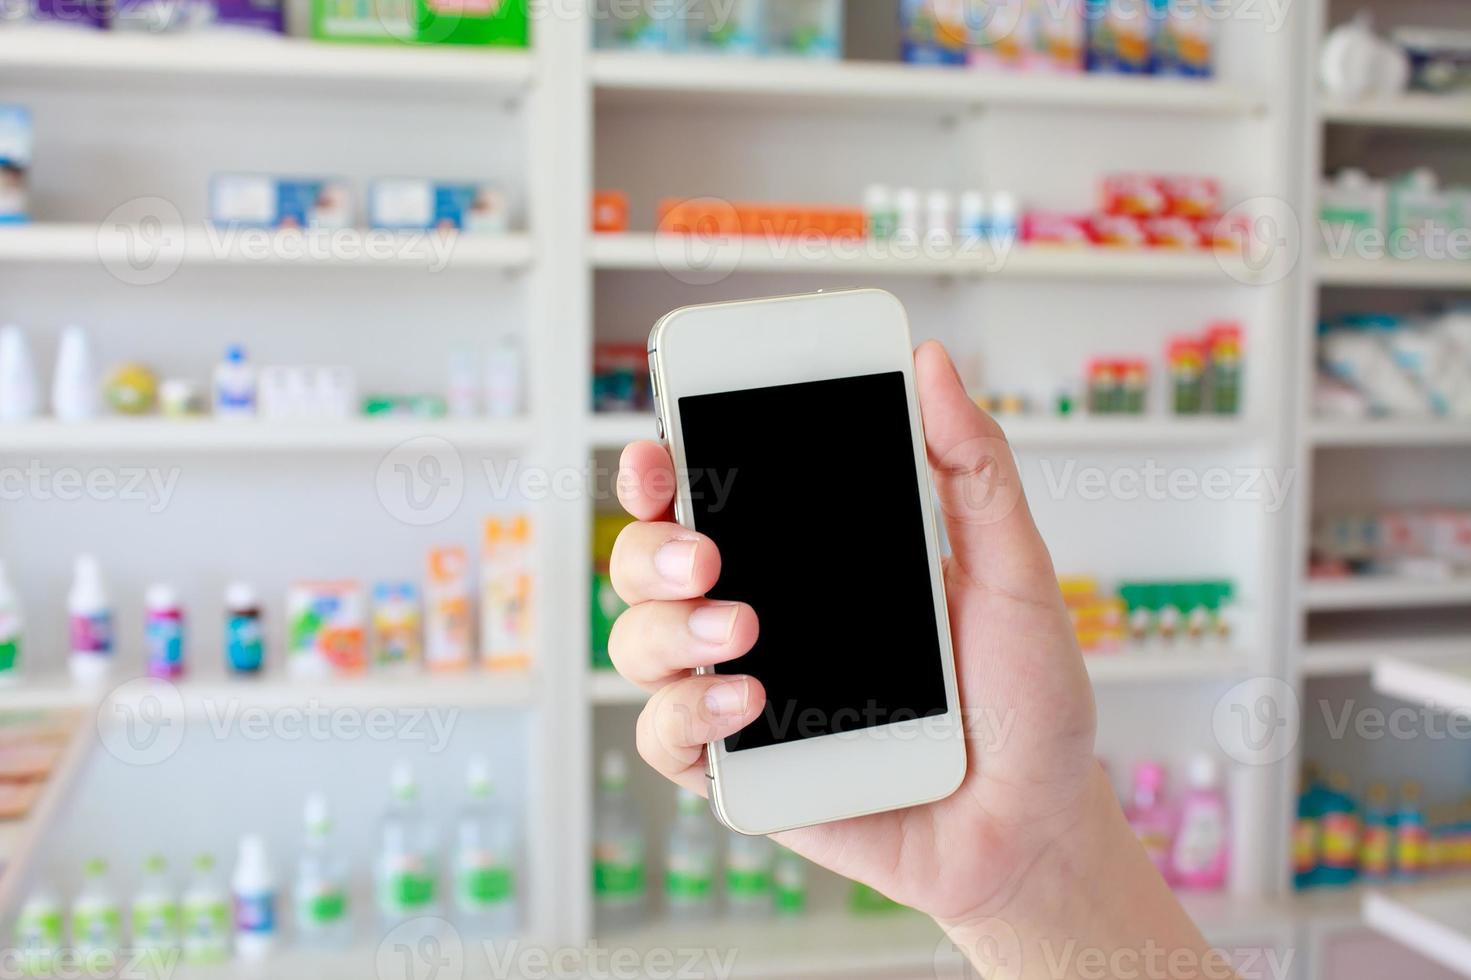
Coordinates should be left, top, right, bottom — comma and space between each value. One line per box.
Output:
609, 340, 1219, 977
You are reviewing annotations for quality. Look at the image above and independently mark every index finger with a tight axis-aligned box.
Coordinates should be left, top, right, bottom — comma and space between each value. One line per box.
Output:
617, 440, 677, 522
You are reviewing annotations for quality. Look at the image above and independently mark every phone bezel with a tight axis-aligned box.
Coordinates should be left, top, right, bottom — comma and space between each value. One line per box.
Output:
648, 288, 967, 836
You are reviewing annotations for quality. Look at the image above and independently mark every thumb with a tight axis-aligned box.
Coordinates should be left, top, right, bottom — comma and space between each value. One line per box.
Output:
914, 340, 1058, 596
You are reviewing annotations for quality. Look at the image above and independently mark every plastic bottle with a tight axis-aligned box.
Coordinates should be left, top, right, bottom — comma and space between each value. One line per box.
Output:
51, 325, 98, 422
213, 345, 256, 419
1316, 771, 1360, 887
863, 184, 897, 241
725, 830, 774, 917
894, 188, 922, 246
296, 794, 352, 948
180, 854, 231, 965
0, 559, 21, 684
1170, 755, 1229, 890
453, 758, 519, 936
14, 883, 62, 975
0, 324, 39, 421
665, 788, 717, 921
593, 750, 646, 930
1126, 761, 1175, 880
1395, 781, 1428, 880
484, 339, 522, 419
958, 191, 987, 243
68, 555, 113, 685
144, 584, 186, 679
70, 858, 121, 971
924, 190, 954, 249
988, 191, 1019, 246
773, 849, 807, 917
232, 835, 277, 959
1358, 783, 1392, 881
131, 854, 180, 959
1292, 764, 1323, 890
376, 763, 439, 926
224, 582, 265, 675
447, 348, 482, 418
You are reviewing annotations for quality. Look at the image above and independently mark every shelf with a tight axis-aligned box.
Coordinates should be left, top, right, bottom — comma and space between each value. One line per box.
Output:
0, 224, 534, 271
588, 412, 1255, 451
1322, 94, 1471, 132
0, 26, 535, 100
1309, 419, 1471, 447
0, 418, 531, 454
1302, 576, 1471, 612
3, 671, 536, 715
1302, 636, 1471, 678
591, 233, 1253, 283
592, 53, 1265, 116
589, 651, 1249, 706
1317, 255, 1471, 289
1365, 882, 1471, 978
1372, 657, 1471, 715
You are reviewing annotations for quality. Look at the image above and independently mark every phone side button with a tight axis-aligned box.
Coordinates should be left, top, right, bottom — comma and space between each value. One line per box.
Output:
655, 415, 665, 440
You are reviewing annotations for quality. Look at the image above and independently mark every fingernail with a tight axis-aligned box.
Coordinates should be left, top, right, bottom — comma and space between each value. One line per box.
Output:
702, 679, 749, 719
654, 539, 699, 584
688, 603, 739, 644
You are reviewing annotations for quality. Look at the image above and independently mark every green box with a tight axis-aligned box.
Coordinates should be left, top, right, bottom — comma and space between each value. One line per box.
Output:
311, 0, 527, 46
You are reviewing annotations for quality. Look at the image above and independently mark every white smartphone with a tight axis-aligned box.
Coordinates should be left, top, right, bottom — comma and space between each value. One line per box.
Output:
647, 288, 967, 836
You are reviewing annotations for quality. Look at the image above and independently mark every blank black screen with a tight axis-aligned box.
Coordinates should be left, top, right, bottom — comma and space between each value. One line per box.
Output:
679, 371, 949, 752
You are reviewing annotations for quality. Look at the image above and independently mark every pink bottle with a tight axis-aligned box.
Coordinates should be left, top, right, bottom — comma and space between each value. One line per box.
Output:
1171, 755, 1230, 890
1127, 761, 1176, 880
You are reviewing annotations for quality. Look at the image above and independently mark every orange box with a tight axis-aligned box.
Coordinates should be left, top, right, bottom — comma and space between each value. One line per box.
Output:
592, 190, 628, 233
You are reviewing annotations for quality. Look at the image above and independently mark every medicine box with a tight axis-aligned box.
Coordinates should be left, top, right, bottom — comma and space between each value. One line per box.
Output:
368, 179, 509, 233
210, 175, 354, 230
0, 106, 31, 225
287, 581, 367, 677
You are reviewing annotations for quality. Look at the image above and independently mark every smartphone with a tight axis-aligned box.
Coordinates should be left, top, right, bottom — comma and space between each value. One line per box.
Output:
647, 288, 966, 835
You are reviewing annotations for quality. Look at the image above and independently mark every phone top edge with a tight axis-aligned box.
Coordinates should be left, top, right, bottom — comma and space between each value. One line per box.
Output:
647, 287, 900, 354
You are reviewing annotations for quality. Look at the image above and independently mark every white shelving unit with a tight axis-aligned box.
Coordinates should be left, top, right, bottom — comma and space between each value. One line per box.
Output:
0, 418, 532, 452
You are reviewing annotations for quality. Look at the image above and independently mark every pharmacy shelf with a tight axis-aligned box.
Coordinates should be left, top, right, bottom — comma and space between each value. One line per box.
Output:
1317, 255, 1471, 290
591, 233, 1251, 283
0, 26, 535, 99
592, 53, 1265, 117
1321, 95, 1471, 132
1309, 419, 1471, 447
1365, 883, 1471, 979
0, 224, 533, 271
587, 412, 1256, 452
0, 418, 532, 454
588, 651, 1249, 706
1301, 576, 1471, 612
2, 671, 537, 715
1372, 657, 1471, 715
1301, 636, 1471, 678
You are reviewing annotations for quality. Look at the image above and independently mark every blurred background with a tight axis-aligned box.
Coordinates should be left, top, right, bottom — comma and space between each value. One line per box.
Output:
1, 0, 1471, 977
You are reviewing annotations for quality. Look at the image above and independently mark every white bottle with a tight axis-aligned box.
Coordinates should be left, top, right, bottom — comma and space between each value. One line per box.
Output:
925, 190, 954, 249
725, 830, 774, 917
0, 559, 21, 684
70, 858, 121, 971
448, 348, 482, 418
180, 854, 231, 965
593, 750, 646, 931
51, 325, 98, 422
231, 835, 277, 959
894, 188, 922, 246
296, 794, 352, 948
376, 763, 439, 927
989, 192, 1020, 246
131, 854, 179, 960
67, 555, 113, 686
212, 345, 256, 420
863, 184, 897, 241
958, 191, 988, 243
484, 339, 522, 419
0, 324, 39, 422
14, 883, 63, 975
453, 758, 519, 936
665, 788, 717, 920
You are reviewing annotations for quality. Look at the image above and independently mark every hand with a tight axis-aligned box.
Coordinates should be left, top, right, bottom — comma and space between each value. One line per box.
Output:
609, 341, 1220, 978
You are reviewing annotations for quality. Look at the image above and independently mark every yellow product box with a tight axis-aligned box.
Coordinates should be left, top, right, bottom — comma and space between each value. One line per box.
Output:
482, 515, 533, 672
426, 546, 474, 671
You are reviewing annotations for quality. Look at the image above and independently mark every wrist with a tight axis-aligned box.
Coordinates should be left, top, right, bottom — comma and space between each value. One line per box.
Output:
937, 765, 1223, 980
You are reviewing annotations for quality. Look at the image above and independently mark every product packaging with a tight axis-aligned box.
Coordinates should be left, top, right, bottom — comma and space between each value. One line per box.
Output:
415, 0, 526, 46
0, 107, 31, 225
287, 582, 366, 677
482, 516, 532, 671
426, 547, 473, 671
371, 582, 422, 670
25, 0, 108, 28
112, 0, 284, 31
210, 175, 354, 231
1153, 0, 1213, 77
591, 514, 633, 670
900, 0, 970, 65
685, 0, 761, 54
763, 0, 842, 58
368, 179, 509, 233
593, 0, 683, 50
1084, 0, 1156, 74
1387, 169, 1465, 261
